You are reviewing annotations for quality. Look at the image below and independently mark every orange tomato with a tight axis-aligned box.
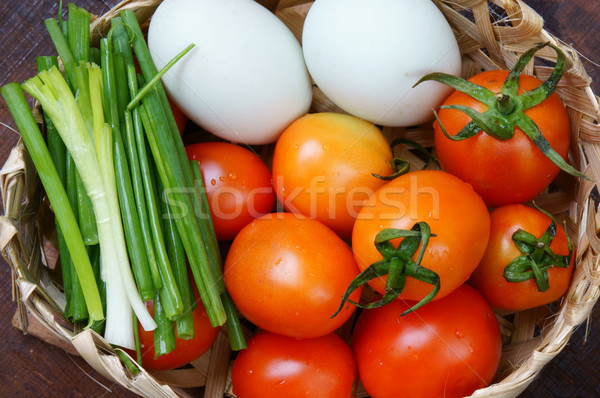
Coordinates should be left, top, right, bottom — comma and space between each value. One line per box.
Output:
352, 170, 490, 302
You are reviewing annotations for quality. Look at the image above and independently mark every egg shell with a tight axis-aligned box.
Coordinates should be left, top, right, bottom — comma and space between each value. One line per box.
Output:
148, 0, 313, 145
302, 0, 462, 127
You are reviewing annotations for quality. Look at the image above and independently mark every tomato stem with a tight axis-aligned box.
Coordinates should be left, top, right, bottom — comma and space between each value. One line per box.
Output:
331, 222, 440, 318
495, 93, 515, 114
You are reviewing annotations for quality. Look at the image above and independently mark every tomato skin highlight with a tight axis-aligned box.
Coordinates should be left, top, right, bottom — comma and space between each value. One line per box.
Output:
434, 70, 571, 207
352, 170, 490, 302
469, 203, 574, 311
352, 284, 501, 398
186, 142, 275, 241
272, 112, 394, 239
224, 213, 361, 339
231, 331, 358, 398
136, 294, 220, 371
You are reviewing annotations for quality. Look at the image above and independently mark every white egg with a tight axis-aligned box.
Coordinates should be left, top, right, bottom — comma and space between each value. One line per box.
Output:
148, 0, 313, 145
302, 0, 461, 127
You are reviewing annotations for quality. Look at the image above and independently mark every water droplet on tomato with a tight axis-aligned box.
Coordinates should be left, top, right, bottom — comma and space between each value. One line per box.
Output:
219, 176, 226, 182
229, 172, 237, 180
322, 145, 328, 150
210, 179, 217, 186
455, 329, 465, 338
294, 145, 299, 150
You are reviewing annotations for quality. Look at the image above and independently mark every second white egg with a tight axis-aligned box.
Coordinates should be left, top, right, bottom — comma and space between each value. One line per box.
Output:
302, 0, 462, 127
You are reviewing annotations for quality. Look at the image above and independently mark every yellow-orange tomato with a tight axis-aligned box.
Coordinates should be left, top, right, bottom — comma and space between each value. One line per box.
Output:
272, 112, 393, 239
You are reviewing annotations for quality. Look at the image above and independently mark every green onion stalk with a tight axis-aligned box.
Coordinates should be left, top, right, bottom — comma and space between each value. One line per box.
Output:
0, 83, 104, 325
21, 66, 156, 349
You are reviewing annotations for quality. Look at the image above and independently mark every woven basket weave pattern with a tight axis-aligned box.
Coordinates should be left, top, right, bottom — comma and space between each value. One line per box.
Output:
1, 0, 600, 397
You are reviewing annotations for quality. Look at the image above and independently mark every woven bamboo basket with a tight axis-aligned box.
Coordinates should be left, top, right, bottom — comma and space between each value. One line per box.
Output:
1, 0, 600, 396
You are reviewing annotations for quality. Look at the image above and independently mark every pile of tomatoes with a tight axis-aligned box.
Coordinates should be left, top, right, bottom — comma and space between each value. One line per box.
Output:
138, 54, 576, 398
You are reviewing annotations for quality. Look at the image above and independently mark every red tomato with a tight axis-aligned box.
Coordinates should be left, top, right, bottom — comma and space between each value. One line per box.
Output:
434, 70, 570, 207
352, 170, 490, 303
168, 96, 187, 134
186, 142, 275, 241
353, 284, 502, 398
272, 112, 394, 239
469, 204, 574, 311
137, 294, 220, 371
231, 331, 358, 398
224, 213, 361, 338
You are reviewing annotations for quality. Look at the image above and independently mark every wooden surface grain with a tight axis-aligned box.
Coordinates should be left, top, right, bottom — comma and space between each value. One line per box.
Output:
1, 1, 599, 397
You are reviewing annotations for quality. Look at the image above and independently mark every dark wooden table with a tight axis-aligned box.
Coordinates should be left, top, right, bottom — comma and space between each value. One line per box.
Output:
1, 1, 599, 397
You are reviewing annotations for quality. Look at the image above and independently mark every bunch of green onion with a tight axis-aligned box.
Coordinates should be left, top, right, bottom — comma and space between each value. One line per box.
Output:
1, 3, 245, 363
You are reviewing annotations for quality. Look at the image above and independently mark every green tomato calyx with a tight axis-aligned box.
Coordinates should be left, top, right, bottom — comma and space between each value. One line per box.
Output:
415, 42, 586, 180
372, 138, 439, 181
372, 157, 410, 181
503, 205, 573, 292
331, 222, 440, 318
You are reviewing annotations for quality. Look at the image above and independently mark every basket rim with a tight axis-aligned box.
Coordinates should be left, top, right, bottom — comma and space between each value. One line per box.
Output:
2, 1, 600, 397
